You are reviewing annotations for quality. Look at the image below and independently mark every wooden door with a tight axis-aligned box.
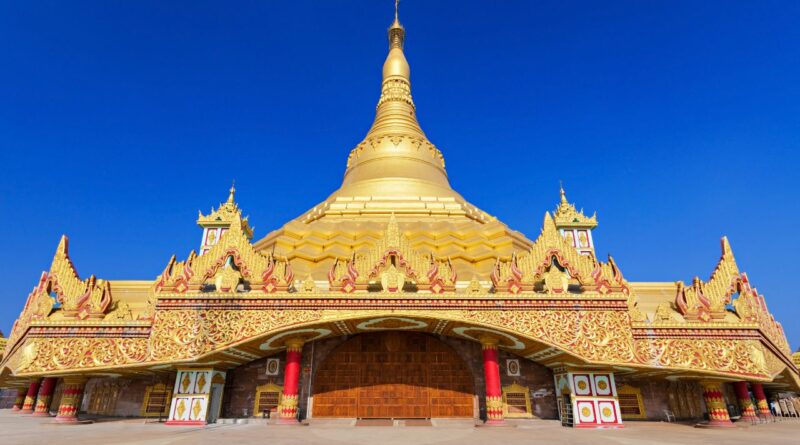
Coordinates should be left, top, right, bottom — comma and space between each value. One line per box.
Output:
312, 331, 474, 418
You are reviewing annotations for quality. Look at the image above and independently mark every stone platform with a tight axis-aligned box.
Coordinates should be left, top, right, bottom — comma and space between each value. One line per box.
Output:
1, 410, 799, 445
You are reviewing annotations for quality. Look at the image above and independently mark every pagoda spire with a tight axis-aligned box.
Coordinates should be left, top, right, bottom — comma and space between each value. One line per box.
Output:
227, 180, 236, 204
559, 181, 568, 205
340, 1, 452, 191
368, 0, 420, 138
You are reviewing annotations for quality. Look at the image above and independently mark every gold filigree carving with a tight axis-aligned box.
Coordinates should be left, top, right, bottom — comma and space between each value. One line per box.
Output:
653, 302, 674, 323
156, 219, 294, 295
491, 213, 629, 295
12, 337, 148, 374
328, 215, 456, 293
196, 184, 253, 239
633, 338, 770, 378
148, 309, 322, 361
553, 186, 597, 229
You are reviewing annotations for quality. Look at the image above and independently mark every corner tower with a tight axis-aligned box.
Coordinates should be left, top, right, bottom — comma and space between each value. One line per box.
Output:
552, 185, 597, 256
197, 184, 253, 255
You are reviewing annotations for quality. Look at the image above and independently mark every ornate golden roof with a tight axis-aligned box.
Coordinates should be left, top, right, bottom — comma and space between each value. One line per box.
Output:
552, 185, 597, 229
197, 184, 253, 239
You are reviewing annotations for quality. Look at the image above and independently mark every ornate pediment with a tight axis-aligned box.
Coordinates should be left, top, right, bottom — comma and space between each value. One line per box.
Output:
5, 236, 114, 352
676, 237, 737, 322
328, 215, 456, 293
673, 237, 791, 355
46, 236, 112, 319
729, 274, 791, 356
490, 213, 628, 295
156, 218, 293, 294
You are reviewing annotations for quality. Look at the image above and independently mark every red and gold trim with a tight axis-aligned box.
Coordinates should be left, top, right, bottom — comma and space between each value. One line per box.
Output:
751, 383, 772, 418
732, 381, 758, 421
698, 381, 735, 428
55, 377, 88, 423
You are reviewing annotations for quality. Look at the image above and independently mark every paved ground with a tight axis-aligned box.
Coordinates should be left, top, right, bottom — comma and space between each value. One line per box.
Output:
1, 411, 799, 445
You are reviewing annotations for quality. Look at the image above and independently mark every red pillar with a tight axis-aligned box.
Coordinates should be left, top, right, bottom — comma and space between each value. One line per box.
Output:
54, 377, 88, 423
19, 378, 42, 414
32, 377, 58, 416
732, 381, 758, 422
480, 335, 505, 425
278, 337, 304, 424
751, 383, 772, 418
697, 380, 735, 428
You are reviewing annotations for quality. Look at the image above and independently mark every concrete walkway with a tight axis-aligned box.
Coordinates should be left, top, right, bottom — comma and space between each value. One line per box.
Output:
1, 411, 799, 445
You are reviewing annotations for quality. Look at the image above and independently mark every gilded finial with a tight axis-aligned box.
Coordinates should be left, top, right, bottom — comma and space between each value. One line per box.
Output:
227, 180, 236, 204
388, 0, 405, 49
559, 181, 567, 204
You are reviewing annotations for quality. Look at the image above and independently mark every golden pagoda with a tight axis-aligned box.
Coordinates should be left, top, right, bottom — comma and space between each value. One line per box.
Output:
0, 3, 797, 429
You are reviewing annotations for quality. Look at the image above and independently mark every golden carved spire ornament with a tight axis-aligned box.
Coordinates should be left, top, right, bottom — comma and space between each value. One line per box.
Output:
490, 213, 628, 295
328, 215, 456, 293
155, 217, 294, 294
673, 237, 791, 355
335, 1, 461, 205
197, 183, 253, 239
553, 185, 597, 229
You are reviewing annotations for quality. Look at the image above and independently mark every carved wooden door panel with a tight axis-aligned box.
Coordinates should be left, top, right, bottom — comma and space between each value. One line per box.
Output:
313, 331, 474, 418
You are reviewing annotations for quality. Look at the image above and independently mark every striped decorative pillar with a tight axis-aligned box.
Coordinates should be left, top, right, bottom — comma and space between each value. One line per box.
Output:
480, 335, 505, 425
55, 377, 88, 423
732, 381, 758, 422
19, 378, 42, 414
278, 337, 304, 424
12, 387, 27, 411
698, 380, 735, 427
751, 383, 772, 418
32, 378, 58, 416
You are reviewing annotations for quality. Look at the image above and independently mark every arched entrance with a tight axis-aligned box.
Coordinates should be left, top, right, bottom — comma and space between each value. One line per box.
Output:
312, 331, 475, 418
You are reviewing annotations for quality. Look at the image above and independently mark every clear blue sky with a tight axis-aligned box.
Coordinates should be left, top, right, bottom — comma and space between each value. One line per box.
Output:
1, 1, 798, 347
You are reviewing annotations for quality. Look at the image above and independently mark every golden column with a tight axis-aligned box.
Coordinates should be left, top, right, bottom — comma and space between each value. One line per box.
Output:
698, 380, 735, 427
278, 337, 305, 424
55, 376, 88, 423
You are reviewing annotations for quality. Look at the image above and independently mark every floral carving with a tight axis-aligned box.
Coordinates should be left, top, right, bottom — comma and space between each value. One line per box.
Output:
148, 309, 322, 361
491, 213, 630, 295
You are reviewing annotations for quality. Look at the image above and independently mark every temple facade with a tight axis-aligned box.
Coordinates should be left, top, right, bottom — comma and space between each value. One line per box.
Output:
1, 6, 798, 429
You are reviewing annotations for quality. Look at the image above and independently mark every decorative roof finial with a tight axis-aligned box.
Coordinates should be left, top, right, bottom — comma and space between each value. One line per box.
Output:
559, 181, 568, 204
388, 0, 405, 49
227, 180, 236, 204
